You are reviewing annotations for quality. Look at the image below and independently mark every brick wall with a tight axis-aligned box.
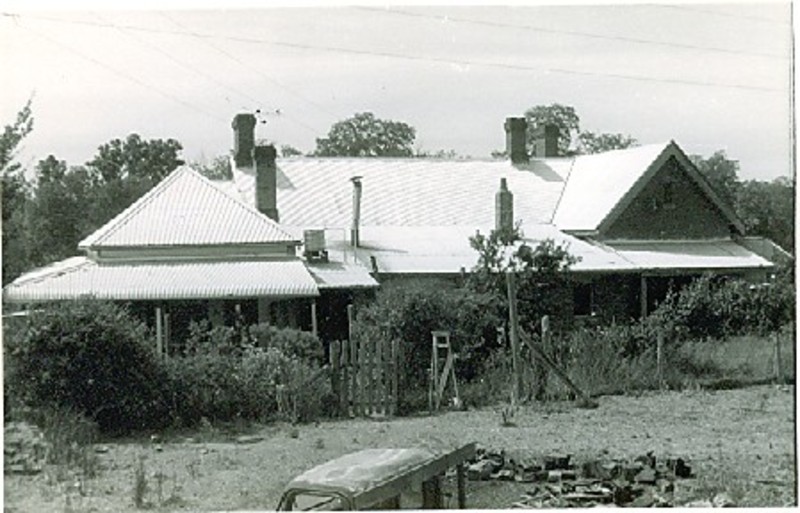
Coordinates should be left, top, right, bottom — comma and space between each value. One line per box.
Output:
603, 156, 731, 240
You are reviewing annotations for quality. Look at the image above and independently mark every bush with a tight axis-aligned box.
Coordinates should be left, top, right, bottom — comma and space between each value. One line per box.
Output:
164, 323, 331, 426
653, 273, 794, 340
354, 279, 502, 396
248, 323, 325, 364
5, 301, 169, 434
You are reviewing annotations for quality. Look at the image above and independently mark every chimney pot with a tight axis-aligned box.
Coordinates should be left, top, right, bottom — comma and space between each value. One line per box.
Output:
504, 117, 529, 164
233, 113, 257, 168
350, 176, 363, 247
495, 177, 514, 233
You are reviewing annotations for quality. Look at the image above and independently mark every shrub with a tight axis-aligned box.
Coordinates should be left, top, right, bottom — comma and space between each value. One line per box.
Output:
164, 323, 331, 426
653, 273, 794, 340
354, 279, 502, 395
248, 323, 325, 364
5, 301, 170, 434
183, 320, 239, 356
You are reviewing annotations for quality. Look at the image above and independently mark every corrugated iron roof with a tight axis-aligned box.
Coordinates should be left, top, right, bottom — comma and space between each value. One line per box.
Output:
309, 225, 637, 274
79, 166, 297, 249
4, 257, 319, 302
607, 239, 774, 271
306, 262, 379, 289
551, 143, 669, 232
229, 158, 571, 229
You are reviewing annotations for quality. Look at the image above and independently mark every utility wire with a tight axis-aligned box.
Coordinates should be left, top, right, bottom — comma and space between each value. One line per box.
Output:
159, 12, 334, 135
15, 19, 227, 124
355, 6, 788, 61
656, 4, 791, 26
92, 12, 274, 113
2, 11, 787, 94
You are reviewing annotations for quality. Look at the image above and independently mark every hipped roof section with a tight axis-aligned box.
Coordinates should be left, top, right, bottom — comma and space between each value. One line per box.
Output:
79, 166, 297, 250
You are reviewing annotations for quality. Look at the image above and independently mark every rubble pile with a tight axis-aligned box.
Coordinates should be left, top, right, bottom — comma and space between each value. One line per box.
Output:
466, 447, 695, 508
4, 421, 49, 475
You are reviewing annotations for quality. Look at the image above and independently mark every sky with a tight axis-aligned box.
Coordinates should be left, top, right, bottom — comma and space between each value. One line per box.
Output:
0, 2, 794, 181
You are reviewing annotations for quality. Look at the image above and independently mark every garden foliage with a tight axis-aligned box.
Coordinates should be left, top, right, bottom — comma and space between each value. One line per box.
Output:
4, 301, 170, 434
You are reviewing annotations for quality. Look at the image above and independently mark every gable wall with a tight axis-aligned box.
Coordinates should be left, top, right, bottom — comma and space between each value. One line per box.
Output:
602, 156, 731, 240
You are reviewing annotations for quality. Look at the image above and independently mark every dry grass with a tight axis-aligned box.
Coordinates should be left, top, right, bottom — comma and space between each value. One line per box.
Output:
4, 384, 795, 511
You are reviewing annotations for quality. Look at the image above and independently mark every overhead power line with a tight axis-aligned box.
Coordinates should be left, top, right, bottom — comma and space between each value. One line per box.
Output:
2, 11, 788, 94
16, 20, 227, 124
656, 4, 791, 26
159, 12, 337, 135
355, 6, 789, 61
92, 12, 274, 113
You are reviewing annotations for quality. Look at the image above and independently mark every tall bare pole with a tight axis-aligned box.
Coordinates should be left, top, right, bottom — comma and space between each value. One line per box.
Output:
506, 271, 522, 405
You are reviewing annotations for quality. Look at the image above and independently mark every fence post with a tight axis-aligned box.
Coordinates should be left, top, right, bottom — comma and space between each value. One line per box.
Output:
330, 342, 341, 416
536, 316, 550, 401
361, 340, 370, 415
657, 330, 665, 391
340, 341, 350, 416
774, 331, 783, 384
506, 272, 522, 405
375, 337, 384, 415
390, 339, 399, 416
351, 338, 360, 417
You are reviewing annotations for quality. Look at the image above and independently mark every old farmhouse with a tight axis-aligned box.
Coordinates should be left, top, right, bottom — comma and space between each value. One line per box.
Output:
3, 113, 786, 349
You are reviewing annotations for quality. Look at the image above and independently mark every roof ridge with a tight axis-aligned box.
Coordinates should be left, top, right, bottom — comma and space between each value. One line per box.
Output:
80, 167, 192, 248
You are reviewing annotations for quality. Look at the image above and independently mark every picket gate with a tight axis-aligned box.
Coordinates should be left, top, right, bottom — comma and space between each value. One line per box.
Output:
329, 338, 399, 417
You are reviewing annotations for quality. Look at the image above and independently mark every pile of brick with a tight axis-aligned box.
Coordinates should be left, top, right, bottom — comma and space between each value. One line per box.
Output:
466, 448, 694, 508
4, 421, 49, 475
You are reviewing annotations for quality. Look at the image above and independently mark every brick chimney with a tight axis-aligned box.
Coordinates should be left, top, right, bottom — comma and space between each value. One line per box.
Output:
350, 176, 363, 247
504, 117, 528, 164
255, 144, 279, 221
232, 113, 256, 168
495, 177, 514, 233
531, 124, 560, 157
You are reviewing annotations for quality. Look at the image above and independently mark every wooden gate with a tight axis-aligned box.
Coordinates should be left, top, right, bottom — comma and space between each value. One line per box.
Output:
329, 338, 399, 417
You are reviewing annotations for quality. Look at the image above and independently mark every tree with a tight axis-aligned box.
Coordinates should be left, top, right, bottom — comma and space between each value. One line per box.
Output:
88, 133, 183, 184
86, 134, 184, 228
690, 150, 740, 206
280, 145, 303, 157
314, 112, 416, 157
524, 104, 581, 155
0, 99, 33, 175
577, 131, 637, 154
194, 155, 232, 180
26, 157, 98, 267
2, 101, 34, 284
468, 226, 579, 333
736, 177, 794, 253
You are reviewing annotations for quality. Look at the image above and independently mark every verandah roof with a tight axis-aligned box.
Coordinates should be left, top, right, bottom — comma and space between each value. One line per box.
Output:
3, 257, 320, 302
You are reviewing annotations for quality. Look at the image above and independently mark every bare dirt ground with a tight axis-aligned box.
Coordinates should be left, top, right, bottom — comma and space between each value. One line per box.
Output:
4, 384, 796, 511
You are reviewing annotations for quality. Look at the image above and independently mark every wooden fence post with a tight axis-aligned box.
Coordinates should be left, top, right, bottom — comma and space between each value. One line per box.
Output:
656, 330, 665, 391
390, 339, 399, 416
350, 338, 360, 417
330, 341, 341, 416
340, 341, 350, 416
506, 272, 522, 405
361, 340, 370, 415
375, 337, 384, 415
536, 316, 551, 401
774, 331, 783, 384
